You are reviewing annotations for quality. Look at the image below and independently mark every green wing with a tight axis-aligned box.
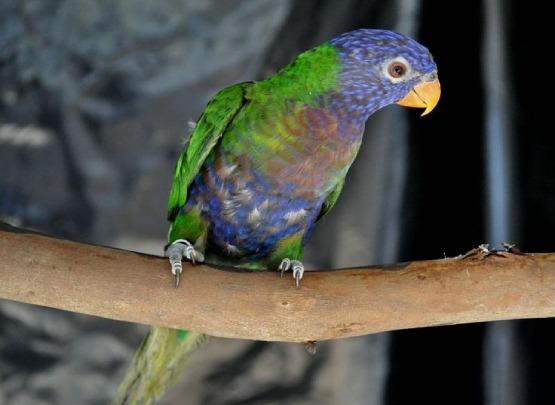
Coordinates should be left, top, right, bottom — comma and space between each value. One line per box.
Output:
316, 177, 345, 221
167, 82, 252, 221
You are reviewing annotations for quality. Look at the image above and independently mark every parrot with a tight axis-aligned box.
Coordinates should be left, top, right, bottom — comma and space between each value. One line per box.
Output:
114, 28, 440, 404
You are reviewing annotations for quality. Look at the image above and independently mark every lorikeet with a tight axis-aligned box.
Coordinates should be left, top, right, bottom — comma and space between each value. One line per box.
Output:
114, 28, 440, 404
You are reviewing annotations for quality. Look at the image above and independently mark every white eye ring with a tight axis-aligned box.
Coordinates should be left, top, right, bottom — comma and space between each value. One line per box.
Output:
382, 56, 411, 83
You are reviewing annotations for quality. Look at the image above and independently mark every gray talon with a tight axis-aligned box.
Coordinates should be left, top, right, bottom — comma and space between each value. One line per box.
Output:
294, 271, 301, 289
278, 258, 305, 288
278, 258, 291, 278
166, 239, 204, 287
175, 270, 180, 287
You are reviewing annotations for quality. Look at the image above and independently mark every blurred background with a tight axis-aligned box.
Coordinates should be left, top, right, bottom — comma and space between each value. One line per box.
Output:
0, 0, 553, 404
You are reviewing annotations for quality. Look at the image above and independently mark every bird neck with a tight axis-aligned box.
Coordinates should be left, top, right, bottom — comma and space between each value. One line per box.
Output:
254, 43, 341, 107
254, 43, 378, 133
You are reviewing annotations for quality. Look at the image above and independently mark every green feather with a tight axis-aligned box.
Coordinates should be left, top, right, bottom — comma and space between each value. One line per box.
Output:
254, 42, 340, 106
318, 177, 345, 221
113, 327, 208, 405
167, 82, 252, 221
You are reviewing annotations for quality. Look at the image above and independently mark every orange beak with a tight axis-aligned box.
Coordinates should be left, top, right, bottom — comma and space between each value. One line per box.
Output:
396, 79, 441, 116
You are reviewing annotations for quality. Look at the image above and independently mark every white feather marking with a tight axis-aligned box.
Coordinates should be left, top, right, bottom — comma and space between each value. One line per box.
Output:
247, 207, 261, 226
259, 199, 270, 212
235, 187, 253, 203
223, 242, 242, 256
221, 198, 240, 222
284, 209, 307, 225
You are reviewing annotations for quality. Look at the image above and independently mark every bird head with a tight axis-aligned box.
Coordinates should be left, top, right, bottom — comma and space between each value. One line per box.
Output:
330, 29, 441, 118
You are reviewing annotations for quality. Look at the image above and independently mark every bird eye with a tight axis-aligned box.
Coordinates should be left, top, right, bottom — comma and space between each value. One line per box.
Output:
388, 62, 407, 78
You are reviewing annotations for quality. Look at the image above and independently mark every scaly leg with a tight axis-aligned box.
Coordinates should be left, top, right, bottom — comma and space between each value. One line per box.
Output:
166, 239, 205, 287
278, 258, 305, 289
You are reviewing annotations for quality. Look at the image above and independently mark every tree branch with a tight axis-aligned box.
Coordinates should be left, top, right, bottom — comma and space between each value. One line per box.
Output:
1, 222, 554, 343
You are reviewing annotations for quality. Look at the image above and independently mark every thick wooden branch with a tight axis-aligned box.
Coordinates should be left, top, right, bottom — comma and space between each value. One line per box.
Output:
1, 222, 554, 343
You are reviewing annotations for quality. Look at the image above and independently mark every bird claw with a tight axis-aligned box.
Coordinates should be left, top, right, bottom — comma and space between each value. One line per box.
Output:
174, 270, 180, 288
278, 258, 304, 289
165, 239, 205, 287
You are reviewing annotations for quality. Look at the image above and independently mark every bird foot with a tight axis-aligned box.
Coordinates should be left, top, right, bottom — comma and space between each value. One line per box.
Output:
166, 239, 205, 287
278, 258, 304, 289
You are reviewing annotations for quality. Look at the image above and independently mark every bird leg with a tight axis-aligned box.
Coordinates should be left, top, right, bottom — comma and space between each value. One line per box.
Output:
278, 258, 304, 289
165, 239, 205, 287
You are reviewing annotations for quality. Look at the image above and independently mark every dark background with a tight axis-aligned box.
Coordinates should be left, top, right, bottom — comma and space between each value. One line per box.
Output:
1, 1, 553, 404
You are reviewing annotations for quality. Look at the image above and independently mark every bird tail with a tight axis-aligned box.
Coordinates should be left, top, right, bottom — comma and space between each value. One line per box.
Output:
113, 326, 208, 405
